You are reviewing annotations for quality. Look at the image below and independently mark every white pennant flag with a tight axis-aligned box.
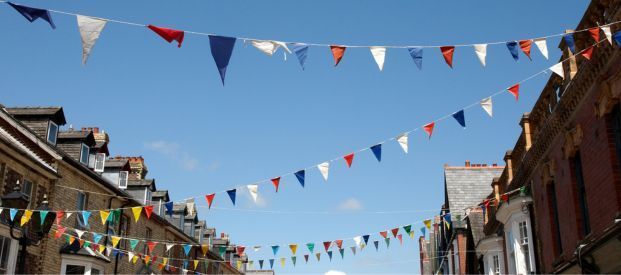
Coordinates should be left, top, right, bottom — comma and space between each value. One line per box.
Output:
166, 243, 175, 252
480, 97, 493, 117
75, 229, 85, 239
601, 26, 612, 44
76, 15, 107, 65
550, 62, 565, 79
317, 162, 330, 181
127, 252, 134, 263
369, 47, 386, 71
253, 246, 262, 252
473, 44, 487, 67
247, 185, 259, 203
353, 236, 362, 247
251, 40, 291, 56
533, 38, 548, 59
396, 133, 408, 154
66, 213, 73, 219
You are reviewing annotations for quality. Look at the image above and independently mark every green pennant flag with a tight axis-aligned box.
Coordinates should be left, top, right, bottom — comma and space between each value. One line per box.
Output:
218, 246, 226, 257
39, 210, 49, 225
306, 243, 315, 253
385, 238, 390, 248
339, 248, 345, 259
291, 256, 297, 266
129, 239, 139, 250
83, 241, 91, 248
403, 224, 412, 235
520, 186, 527, 195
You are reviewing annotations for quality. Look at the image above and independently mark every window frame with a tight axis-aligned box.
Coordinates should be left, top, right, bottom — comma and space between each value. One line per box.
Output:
21, 180, 34, 206
60, 256, 104, 275
571, 151, 591, 236
0, 231, 18, 275
118, 171, 128, 189
46, 121, 58, 145
80, 143, 90, 165
76, 192, 89, 230
93, 153, 106, 173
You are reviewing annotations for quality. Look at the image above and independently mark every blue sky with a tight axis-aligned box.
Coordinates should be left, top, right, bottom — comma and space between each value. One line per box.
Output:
0, 0, 590, 273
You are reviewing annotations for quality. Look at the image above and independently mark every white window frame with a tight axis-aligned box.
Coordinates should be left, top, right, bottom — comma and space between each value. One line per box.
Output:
118, 171, 128, 189
46, 121, 58, 145
80, 143, 90, 165
0, 229, 19, 275
93, 153, 106, 173
60, 255, 104, 275
505, 216, 536, 275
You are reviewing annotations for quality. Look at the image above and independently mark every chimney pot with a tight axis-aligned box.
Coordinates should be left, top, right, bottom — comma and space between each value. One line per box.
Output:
492, 163, 497, 167
483, 164, 488, 167
465, 160, 471, 167
94, 127, 99, 133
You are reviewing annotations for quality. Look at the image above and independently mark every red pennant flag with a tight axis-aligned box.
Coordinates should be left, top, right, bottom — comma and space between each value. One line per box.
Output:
236, 246, 246, 255
440, 46, 455, 68
391, 228, 399, 238
147, 241, 158, 254
581, 46, 594, 60
54, 226, 66, 239
507, 84, 520, 101
519, 40, 532, 60
330, 46, 346, 66
335, 240, 343, 249
323, 241, 332, 252
271, 177, 281, 193
344, 153, 355, 168
205, 193, 216, 209
147, 25, 185, 48
397, 234, 403, 245
588, 27, 600, 42
379, 231, 388, 239
423, 122, 435, 139
501, 194, 509, 203
144, 205, 153, 219
92, 243, 99, 251
56, 210, 64, 225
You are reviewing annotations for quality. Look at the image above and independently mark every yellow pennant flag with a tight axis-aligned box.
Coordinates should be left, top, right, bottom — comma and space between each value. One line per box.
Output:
236, 260, 242, 270
162, 258, 168, 266
111, 236, 121, 248
280, 258, 286, 267
20, 210, 33, 226
131, 207, 142, 223
424, 219, 432, 229
289, 244, 298, 255
201, 245, 209, 256
194, 260, 199, 269
444, 220, 451, 230
98, 245, 106, 253
132, 255, 139, 264
100, 211, 110, 225
410, 231, 415, 239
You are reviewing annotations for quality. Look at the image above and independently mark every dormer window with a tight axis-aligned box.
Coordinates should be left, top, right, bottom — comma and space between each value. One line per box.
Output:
93, 153, 106, 172
118, 171, 128, 189
47, 121, 58, 145
80, 143, 90, 165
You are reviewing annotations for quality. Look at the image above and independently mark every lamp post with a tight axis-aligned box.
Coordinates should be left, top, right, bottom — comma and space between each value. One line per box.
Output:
1, 181, 56, 274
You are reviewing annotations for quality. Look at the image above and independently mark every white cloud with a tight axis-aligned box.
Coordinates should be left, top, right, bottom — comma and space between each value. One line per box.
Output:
325, 270, 347, 275
144, 141, 200, 171
337, 198, 363, 211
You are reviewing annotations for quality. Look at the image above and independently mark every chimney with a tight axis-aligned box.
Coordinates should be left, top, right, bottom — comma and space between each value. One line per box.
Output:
465, 160, 471, 167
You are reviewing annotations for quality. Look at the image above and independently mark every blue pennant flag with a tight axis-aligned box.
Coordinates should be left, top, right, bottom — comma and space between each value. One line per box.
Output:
452, 110, 466, 128
506, 41, 519, 61
259, 260, 264, 269
81, 211, 91, 226
370, 144, 382, 162
93, 233, 102, 244
111, 248, 119, 257
208, 35, 236, 85
420, 226, 426, 236
362, 235, 370, 245
183, 260, 189, 269
339, 249, 345, 259
9, 208, 18, 222
183, 244, 192, 256
407, 47, 423, 70
271, 245, 280, 256
226, 189, 237, 205
614, 31, 621, 47
269, 259, 274, 269
294, 170, 305, 188
8, 2, 56, 29
564, 34, 576, 53
164, 201, 174, 217
290, 43, 309, 70
327, 251, 333, 261
445, 213, 452, 228
373, 240, 379, 251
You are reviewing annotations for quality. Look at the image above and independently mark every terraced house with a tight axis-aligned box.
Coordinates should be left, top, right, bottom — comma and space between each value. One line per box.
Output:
0, 106, 245, 274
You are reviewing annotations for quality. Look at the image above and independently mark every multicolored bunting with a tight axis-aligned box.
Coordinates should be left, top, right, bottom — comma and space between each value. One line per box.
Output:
290, 43, 309, 70
247, 185, 259, 203
343, 153, 355, 168
564, 33, 576, 53
519, 40, 533, 60
306, 243, 314, 253
271, 177, 281, 192
251, 40, 290, 56
164, 201, 173, 216
205, 193, 216, 209
396, 133, 408, 153
131, 207, 142, 222
81, 211, 91, 226
370, 47, 386, 71
480, 97, 493, 117
423, 122, 435, 139
271, 245, 280, 256
373, 240, 379, 251
8, 2, 55, 29
550, 62, 565, 79
317, 162, 330, 181
323, 241, 331, 252
507, 84, 520, 101
534, 38, 549, 59
289, 244, 297, 255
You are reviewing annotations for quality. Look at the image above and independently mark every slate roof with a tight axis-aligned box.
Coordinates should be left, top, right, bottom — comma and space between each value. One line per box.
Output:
127, 179, 155, 189
444, 166, 503, 227
152, 190, 169, 200
467, 210, 486, 245
5, 107, 67, 124
104, 158, 129, 168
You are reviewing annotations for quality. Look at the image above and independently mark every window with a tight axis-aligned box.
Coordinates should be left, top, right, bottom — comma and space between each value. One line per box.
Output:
144, 228, 152, 255
572, 152, 591, 235
118, 171, 128, 189
492, 255, 500, 275
519, 221, 532, 274
21, 180, 33, 204
547, 181, 563, 254
0, 235, 16, 274
80, 143, 90, 165
76, 192, 89, 229
46, 121, 58, 145
93, 153, 106, 173
61, 257, 104, 275
118, 215, 129, 249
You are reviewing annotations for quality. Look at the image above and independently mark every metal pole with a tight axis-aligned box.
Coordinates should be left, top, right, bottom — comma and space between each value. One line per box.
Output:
17, 237, 28, 274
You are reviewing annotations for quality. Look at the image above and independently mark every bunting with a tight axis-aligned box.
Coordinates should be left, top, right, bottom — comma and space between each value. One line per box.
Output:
473, 44, 487, 67
370, 144, 382, 162
290, 43, 309, 70
330, 46, 346, 66
289, 244, 297, 255
227, 189, 236, 205
507, 84, 520, 101
534, 38, 549, 59
131, 207, 142, 222
317, 162, 330, 181
423, 122, 435, 139
564, 33, 576, 53
99, 210, 110, 225
148, 25, 184, 47
506, 41, 519, 61
396, 133, 408, 153
602, 26, 613, 44
408, 47, 423, 70
272, 245, 280, 256
370, 47, 386, 71
8, 2, 56, 29
271, 177, 281, 192
20, 210, 33, 226
164, 202, 173, 217
306, 243, 315, 253
480, 97, 493, 117
550, 62, 565, 79
144, 205, 153, 219
294, 170, 305, 188
440, 46, 455, 68
209, 36, 236, 85
343, 153, 355, 168
251, 40, 291, 56
247, 185, 259, 203
205, 193, 216, 209
76, 15, 107, 64
452, 110, 466, 128
519, 40, 533, 60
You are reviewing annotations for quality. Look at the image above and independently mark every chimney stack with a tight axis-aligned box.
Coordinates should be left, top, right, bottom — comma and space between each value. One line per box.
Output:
465, 160, 471, 167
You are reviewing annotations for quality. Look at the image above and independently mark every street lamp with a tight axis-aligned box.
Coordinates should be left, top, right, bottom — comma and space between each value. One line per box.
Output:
1, 181, 56, 274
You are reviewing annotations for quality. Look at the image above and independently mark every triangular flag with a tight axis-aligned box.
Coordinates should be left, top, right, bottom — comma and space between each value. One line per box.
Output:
292, 256, 297, 266
315, 253, 321, 261
129, 239, 139, 250
564, 33, 576, 53
294, 170, 305, 188
423, 122, 435, 139
8, 2, 56, 29
588, 27, 600, 42
290, 43, 309, 70
54, 226, 66, 239
403, 225, 412, 235
76, 15, 107, 65
370, 47, 386, 71
327, 251, 333, 261
323, 241, 331, 252
506, 41, 519, 61
373, 240, 379, 251
391, 228, 400, 238
251, 40, 291, 56
164, 201, 173, 217
318, 162, 330, 181
208, 35, 236, 85
452, 110, 466, 128
397, 234, 403, 245
271, 177, 281, 192
111, 236, 121, 248
407, 47, 423, 70
253, 245, 262, 252
247, 185, 259, 203
81, 211, 91, 226
205, 193, 216, 209
259, 260, 264, 269
581, 46, 594, 60
148, 25, 184, 47
480, 97, 493, 117
339, 248, 345, 259
183, 244, 192, 256
335, 240, 343, 249
344, 153, 355, 168
39, 210, 49, 225
533, 38, 549, 59
363, 235, 370, 245
237, 246, 246, 255
67, 212, 73, 219
194, 259, 200, 269
304, 254, 309, 263
306, 243, 315, 253
75, 229, 85, 239
409, 231, 415, 239
602, 26, 613, 44
424, 219, 432, 229
473, 44, 487, 67
289, 244, 298, 255
350, 246, 356, 255
385, 238, 391, 248
440, 46, 455, 68
550, 62, 565, 79
280, 258, 286, 267
144, 205, 154, 219
396, 133, 408, 153
614, 31, 621, 46
99, 210, 110, 225
269, 259, 274, 269
353, 236, 362, 247
131, 207, 142, 223
218, 246, 226, 257
20, 210, 33, 226
127, 252, 134, 263
370, 144, 382, 162
78, 239, 85, 248
420, 227, 426, 236
379, 231, 388, 239
272, 245, 280, 255
226, 189, 236, 205
330, 46, 346, 66
201, 244, 209, 256
507, 84, 520, 101
519, 39, 533, 60
55, 210, 64, 225
93, 233, 102, 244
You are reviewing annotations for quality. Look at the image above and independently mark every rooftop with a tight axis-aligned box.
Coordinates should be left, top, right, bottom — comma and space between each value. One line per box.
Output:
4, 106, 67, 125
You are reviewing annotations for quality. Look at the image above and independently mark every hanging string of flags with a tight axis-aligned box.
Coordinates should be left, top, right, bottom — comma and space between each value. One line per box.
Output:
3, 1, 621, 84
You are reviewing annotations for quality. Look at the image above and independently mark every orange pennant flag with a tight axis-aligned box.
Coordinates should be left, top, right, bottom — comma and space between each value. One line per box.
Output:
440, 46, 455, 68
519, 40, 532, 60
581, 46, 594, 60
507, 84, 520, 101
330, 46, 346, 66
